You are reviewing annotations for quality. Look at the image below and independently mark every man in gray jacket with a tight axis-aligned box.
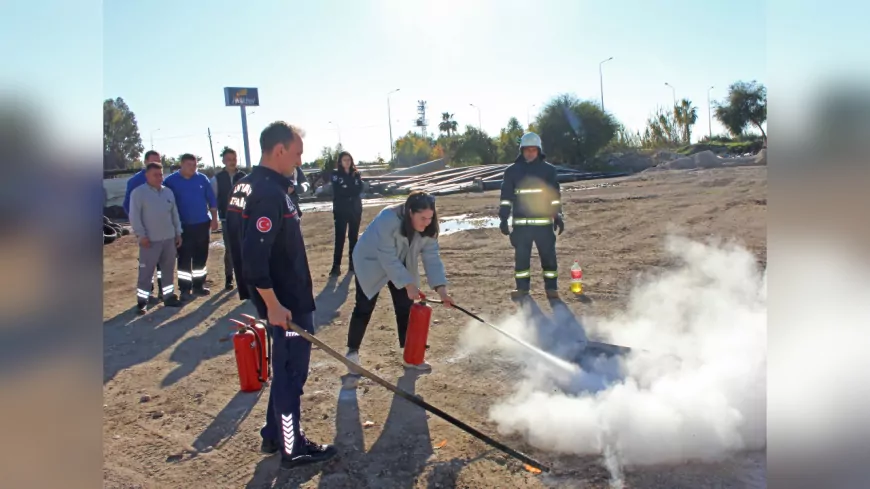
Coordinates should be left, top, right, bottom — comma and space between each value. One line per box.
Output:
129, 162, 184, 314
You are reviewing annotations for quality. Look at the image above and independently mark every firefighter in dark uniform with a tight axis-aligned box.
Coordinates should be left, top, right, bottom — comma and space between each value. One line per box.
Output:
499, 132, 565, 301
225, 122, 337, 470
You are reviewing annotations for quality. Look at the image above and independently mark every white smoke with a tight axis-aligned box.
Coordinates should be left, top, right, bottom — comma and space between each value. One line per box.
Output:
459, 235, 766, 478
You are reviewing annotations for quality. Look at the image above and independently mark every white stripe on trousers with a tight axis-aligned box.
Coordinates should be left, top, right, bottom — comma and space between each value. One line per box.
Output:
282, 413, 295, 456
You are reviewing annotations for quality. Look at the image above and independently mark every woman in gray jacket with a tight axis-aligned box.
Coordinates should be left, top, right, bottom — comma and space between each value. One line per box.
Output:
346, 191, 455, 371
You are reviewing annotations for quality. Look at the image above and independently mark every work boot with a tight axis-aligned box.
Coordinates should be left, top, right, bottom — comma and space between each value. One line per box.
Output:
163, 294, 182, 308
225, 279, 234, 291
545, 289, 561, 300
180, 291, 194, 302
280, 436, 338, 470
329, 265, 341, 277
193, 286, 211, 296
510, 289, 530, 301
260, 438, 280, 455
136, 302, 147, 315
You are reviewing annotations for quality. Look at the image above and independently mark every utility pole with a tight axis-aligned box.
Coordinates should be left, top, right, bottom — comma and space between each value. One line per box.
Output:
599, 57, 613, 111
527, 104, 536, 128
207, 128, 217, 168
240, 106, 252, 170
387, 88, 400, 163
664, 82, 676, 108
707, 85, 715, 140
469, 103, 481, 130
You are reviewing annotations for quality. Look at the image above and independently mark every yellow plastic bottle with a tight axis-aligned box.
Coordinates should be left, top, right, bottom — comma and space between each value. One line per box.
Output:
570, 260, 583, 295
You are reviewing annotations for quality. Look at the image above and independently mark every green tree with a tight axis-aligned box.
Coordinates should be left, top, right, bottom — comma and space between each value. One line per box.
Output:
673, 98, 699, 144
714, 81, 767, 140
640, 107, 682, 148
454, 125, 497, 166
315, 143, 344, 171
438, 112, 458, 137
103, 97, 144, 170
496, 117, 525, 163
393, 132, 437, 168
534, 94, 618, 165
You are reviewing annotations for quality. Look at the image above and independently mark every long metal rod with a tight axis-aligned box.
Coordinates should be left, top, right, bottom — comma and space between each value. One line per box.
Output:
276, 319, 550, 473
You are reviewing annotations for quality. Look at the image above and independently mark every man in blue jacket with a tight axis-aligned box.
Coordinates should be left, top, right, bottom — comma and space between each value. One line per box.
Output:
163, 154, 219, 300
123, 150, 167, 302
226, 121, 337, 470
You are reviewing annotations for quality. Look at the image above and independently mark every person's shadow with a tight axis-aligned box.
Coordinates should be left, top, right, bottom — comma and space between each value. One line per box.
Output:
160, 301, 254, 387
316, 370, 433, 488
314, 274, 353, 333
185, 389, 265, 455
103, 292, 233, 384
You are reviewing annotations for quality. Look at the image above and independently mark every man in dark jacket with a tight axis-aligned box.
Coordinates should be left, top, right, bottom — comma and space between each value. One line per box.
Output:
225, 121, 337, 470
498, 132, 565, 301
210, 148, 247, 290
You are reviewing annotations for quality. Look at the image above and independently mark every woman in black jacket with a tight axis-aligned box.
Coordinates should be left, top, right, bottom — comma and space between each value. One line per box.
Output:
330, 151, 363, 276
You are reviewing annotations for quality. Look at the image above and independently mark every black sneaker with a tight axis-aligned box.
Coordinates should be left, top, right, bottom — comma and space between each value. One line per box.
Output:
163, 294, 182, 307
193, 287, 211, 296
328, 266, 341, 277
280, 437, 338, 470
260, 438, 280, 455
225, 281, 234, 291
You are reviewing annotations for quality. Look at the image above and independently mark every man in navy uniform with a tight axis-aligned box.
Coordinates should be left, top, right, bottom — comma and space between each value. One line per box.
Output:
225, 121, 337, 470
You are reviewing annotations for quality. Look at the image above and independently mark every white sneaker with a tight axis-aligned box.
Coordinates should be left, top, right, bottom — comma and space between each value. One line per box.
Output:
345, 349, 361, 374
402, 359, 432, 371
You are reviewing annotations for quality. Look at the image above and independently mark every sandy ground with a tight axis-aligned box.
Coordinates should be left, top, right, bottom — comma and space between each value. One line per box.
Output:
103, 166, 767, 488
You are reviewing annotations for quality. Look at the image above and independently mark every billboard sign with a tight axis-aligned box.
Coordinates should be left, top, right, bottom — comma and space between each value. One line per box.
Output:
224, 87, 260, 107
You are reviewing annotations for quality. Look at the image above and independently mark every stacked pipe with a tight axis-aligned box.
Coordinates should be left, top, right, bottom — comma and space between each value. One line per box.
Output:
364, 164, 628, 196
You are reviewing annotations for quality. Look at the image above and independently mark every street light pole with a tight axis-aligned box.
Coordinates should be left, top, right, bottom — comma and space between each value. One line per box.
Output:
707, 85, 715, 140
469, 103, 481, 130
599, 56, 613, 111
387, 88, 400, 163
664, 82, 676, 108
150, 128, 161, 150
329, 121, 342, 146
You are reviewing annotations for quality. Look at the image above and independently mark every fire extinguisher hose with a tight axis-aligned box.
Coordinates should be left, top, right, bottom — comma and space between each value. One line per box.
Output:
278, 319, 551, 473
428, 298, 637, 357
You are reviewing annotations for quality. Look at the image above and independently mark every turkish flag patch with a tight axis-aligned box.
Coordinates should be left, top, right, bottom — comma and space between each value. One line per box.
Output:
256, 217, 272, 233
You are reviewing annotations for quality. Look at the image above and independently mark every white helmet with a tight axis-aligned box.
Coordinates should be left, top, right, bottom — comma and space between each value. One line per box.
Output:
519, 132, 542, 151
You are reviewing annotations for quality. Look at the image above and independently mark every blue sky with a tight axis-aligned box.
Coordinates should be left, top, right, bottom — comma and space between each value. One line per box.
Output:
99, 0, 768, 166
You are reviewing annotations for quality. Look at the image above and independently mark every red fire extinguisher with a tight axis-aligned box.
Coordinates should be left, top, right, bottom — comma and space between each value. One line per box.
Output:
241, 314, 270, 381
403, 295, 433, 366
230, 319, 267, 392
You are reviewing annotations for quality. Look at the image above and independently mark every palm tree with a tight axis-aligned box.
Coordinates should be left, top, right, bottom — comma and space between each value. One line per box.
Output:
673, 98, 698, 144
438, 112, 458, 137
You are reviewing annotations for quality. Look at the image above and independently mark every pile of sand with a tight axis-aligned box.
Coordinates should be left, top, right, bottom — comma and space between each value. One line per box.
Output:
643, 149, 766, 172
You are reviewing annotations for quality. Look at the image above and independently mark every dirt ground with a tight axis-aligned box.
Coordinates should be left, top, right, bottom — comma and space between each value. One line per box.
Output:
103, 166, 767, 489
